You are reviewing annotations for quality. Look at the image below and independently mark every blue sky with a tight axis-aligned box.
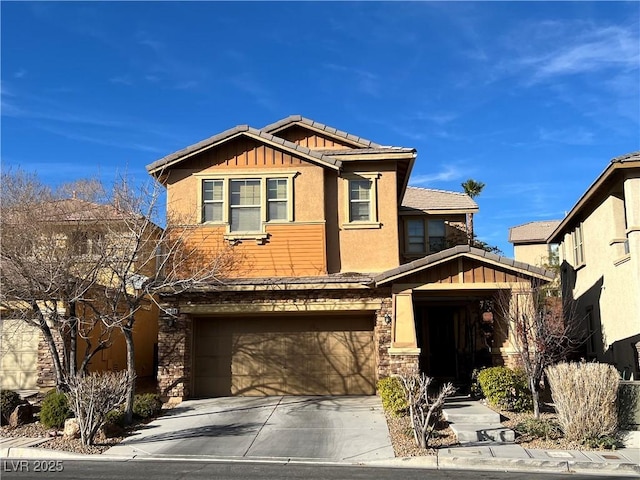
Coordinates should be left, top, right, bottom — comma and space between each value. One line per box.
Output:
2, 1, 639, 256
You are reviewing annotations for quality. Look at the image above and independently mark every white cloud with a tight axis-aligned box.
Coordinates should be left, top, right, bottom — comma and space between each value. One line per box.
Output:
323, 63, 380, 97
538, 127, 595, 146
410, 166, 463, 185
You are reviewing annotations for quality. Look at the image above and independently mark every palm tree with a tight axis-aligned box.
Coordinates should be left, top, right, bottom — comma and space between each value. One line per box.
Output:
461, 179, 485, 245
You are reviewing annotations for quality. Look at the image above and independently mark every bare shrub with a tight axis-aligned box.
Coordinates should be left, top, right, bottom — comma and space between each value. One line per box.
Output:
66, 371, 130, 446
546, 362, 619, 442
398, 370, 455, 449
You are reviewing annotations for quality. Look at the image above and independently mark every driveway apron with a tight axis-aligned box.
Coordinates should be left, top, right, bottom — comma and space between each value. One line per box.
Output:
105, 396, 395, 462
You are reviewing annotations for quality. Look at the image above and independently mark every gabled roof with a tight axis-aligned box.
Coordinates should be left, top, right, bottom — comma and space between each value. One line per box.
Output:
146, 124, 342, 177
400, 186, 478, 214
40, 198, 131, 223
548, 151, 640, 243
262, 115, 382, 149
509, 220, 561, 244
374, 245, 554, 286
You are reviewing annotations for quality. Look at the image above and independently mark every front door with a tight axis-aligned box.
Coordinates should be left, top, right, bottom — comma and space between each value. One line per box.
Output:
420, 306, 458, 379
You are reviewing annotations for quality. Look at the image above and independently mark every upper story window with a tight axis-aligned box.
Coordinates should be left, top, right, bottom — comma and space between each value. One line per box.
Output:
343, 172, 381, 229
571, 223, 585, 266
405, 218, 447, 255
349, 180, 372, 222
198, 172, 296, 238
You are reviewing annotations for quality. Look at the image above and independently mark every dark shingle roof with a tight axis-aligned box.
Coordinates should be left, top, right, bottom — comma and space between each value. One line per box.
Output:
146, 125, 342, 174
262, 115, 382, 148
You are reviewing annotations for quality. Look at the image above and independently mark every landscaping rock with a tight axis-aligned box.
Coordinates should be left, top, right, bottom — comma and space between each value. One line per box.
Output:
63, 418, 80, 439
9, 403, 33, 427
101, 422, 125, 438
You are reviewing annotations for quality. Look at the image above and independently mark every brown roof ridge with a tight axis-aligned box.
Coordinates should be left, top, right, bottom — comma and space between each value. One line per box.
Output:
146, 124, 341, 174
262, 114, 382, 149
611, 150, 640, 163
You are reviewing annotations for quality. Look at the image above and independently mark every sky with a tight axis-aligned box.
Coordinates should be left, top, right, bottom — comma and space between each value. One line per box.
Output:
2, 1, 639, 256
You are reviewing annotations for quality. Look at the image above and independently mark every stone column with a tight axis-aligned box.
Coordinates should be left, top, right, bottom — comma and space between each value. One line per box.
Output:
157, 312, 192, 402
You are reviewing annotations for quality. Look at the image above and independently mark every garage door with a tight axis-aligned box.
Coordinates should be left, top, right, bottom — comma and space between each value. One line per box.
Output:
0, 319, 40, 390
193, 314, 376, 397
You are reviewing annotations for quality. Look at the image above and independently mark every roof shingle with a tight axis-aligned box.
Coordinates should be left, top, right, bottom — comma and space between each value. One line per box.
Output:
509, 220, 562, 244
401, 186, 478, 212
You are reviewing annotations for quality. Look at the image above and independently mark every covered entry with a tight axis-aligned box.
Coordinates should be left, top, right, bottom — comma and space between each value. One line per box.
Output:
193, 313, 376, 397
373, 245, 555, 383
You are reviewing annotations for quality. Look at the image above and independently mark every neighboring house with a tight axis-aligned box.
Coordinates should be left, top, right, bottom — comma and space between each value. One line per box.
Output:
509, 220, 561, 268
147, 115, 553, 400
548, 151, 640, 380
0, 198, 159, 391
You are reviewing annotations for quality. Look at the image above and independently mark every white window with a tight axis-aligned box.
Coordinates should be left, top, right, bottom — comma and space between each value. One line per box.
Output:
202, 179, 224, 222
343, 173, 381, 229
407, 219, 425, 253
198, 173, 295, 236
230, 179, 261, 232
349, 179, 371, 222
267, 178, 288, 221
571, 224, 584, 266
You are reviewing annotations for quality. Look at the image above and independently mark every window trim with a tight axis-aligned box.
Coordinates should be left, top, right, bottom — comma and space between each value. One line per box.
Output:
571, 223, 585, 267
342, 172, 381, 229
195, 172, 297, 238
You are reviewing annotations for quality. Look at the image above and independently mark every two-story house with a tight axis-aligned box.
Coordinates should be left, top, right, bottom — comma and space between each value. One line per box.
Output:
548, 151, 640, 379
148, 115, 553, 400
0, 197, 159, 391
509, 220, 561, 268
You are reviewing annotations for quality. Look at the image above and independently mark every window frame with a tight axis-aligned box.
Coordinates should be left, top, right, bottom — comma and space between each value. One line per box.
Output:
196, 172, 297, 239
571, 223, 585, 267
342, 172, 381, 229
403, 217, 447, 255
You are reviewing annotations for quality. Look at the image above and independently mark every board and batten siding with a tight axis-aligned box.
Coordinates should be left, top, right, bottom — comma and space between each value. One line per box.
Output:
274, 126, 357, 150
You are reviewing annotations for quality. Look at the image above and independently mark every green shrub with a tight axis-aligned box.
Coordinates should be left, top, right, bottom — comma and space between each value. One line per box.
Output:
377, 377, 407, 417
0, 389, 22, 423
477, 366, 532, 412
515, 417, 562, 440
105, 408, 126, 427
40, 389, 72, 428
582, 435, 620, 450
133, 393, 162, 419
470, 368, 484, 399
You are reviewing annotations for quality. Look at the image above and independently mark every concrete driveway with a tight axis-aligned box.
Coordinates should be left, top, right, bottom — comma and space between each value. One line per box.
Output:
106, 396, 394, 462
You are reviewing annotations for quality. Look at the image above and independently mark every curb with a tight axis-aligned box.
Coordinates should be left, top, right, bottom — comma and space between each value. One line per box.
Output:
2, 447, 639, 476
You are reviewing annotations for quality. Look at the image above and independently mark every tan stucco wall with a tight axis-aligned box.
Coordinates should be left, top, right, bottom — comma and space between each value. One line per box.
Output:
559, 175, 640, 375
513, 243, 552, 267
0, 319, 39, 390
336, 161, 400, 272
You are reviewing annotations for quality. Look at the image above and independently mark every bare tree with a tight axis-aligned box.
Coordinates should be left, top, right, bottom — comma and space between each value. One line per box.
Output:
0, 170, 116, 390
66, 371, 130, 446
398, 369, 455, 448
496, 283, 584, 418
92, 176, 240, 423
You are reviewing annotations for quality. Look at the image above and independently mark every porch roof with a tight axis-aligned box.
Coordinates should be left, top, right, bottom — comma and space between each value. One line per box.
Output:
373, 245, 555, 286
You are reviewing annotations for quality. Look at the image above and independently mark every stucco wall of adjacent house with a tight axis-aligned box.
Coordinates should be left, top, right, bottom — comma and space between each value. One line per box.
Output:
560, 178, 640, 377
513, 243, 552, 267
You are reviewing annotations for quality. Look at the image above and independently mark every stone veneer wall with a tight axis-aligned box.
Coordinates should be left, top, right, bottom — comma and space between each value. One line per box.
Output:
157, 313, 192, 401
156, 288, 393, 400
37, 328, 66, 390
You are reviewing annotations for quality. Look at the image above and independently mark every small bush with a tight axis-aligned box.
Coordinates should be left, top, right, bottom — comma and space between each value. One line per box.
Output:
546, 362, 619, 442
582, 435, 620, 450
0, 390, 22, 423
515, 417, 562, 440
133, 393, 162, 419
377, 377, 408, 417
40, 389, 72, 428
105, 408, 126, 427
470, 368, 484, 399
477, 366, 532, 412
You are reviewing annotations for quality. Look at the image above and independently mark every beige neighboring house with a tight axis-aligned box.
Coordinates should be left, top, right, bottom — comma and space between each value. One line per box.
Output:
548, 151, 640, 380
509, 220, 561, 267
